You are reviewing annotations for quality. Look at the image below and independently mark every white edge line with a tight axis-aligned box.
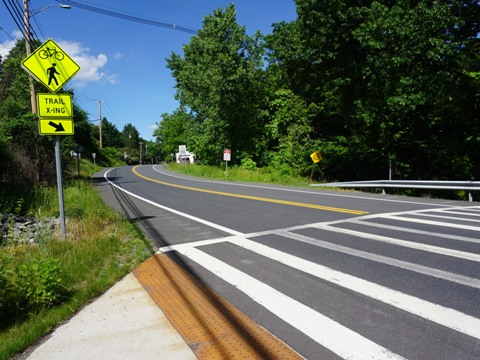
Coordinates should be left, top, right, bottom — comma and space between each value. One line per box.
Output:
103, 168, 243, 237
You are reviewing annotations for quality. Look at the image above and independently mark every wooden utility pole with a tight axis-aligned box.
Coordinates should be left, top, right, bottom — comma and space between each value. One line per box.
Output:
98, 100, 103, 149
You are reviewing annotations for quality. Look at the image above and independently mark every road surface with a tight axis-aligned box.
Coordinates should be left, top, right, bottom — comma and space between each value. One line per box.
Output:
95, 165, 480, 360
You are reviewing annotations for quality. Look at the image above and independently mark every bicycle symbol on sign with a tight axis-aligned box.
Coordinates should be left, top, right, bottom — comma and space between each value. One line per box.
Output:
38, 47, 64, 61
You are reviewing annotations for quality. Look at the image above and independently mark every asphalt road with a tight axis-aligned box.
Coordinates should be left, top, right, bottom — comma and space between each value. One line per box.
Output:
95, 165, 480, 360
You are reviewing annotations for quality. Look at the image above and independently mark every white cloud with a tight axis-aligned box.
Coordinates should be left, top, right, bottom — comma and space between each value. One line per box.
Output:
113, 52, 123, 60
148, 124, 159, 130
0, 40, 16, 58
0, 30, 22, 58
58, 40, 118, 87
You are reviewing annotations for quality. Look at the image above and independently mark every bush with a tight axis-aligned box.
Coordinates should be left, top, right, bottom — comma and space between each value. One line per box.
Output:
15, 257, 62, 310
0, 253, 14, 323
240, 156, 257, 171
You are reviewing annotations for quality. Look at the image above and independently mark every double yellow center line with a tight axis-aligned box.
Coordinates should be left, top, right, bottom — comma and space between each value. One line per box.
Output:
132, 166, 368, 215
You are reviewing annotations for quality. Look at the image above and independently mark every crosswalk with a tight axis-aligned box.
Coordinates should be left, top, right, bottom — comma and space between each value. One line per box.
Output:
158, 206, 480, 359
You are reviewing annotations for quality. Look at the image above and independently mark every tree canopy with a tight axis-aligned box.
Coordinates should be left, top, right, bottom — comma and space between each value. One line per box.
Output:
158, 1, 480, 183
2, 1, 479, 193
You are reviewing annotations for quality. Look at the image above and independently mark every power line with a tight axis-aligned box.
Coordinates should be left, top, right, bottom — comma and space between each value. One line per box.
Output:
0, 26, 15, 52
57, 0, 197, 35
103, 101, 120, 126
2, 0, 43, 46
0, 25, 15, 41
2, 0, 26, 39
7, 0, 42, 41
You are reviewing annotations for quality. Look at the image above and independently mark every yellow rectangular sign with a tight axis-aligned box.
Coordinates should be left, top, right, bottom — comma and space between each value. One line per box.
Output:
37, 93, 72, 118
39, 119, 74, 136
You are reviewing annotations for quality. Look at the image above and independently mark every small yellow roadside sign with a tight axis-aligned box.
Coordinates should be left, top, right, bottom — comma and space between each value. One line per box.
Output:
39, 119, 74, 136
22, 39, 80, 92
37, 93, 73, 118
310, 151, 323, 164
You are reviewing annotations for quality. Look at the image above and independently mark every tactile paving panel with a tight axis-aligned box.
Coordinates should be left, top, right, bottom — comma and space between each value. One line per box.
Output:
134, 253, 304, 359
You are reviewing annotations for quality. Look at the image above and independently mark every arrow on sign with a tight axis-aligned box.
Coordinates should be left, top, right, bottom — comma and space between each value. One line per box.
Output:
49, 121, 65, 132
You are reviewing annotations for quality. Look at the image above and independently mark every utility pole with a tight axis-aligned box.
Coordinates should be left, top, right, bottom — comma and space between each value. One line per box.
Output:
97, 100, 103, 149
23, 0, 37, 114
139, 142, 143, 165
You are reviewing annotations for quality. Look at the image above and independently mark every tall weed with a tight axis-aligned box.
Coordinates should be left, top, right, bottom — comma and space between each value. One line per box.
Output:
15, 257, 62, 311
167, 163, 307, 186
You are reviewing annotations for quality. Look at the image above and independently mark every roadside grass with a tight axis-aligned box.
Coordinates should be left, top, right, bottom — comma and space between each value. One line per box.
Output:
167, 163, 310, 186
0, 178, 154, 360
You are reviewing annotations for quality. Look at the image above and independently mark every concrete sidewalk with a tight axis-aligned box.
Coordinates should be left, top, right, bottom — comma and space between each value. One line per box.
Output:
22, 272, 196, 360
19, 252, 304, 360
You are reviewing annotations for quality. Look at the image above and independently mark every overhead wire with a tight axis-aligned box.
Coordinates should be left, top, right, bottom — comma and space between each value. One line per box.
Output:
0, 26, 15, 52
2, 0, 44, 47
56, 0, 197, 35
103, 101, 120, 126
2, 0, 27, 39
0, 25, 16, 41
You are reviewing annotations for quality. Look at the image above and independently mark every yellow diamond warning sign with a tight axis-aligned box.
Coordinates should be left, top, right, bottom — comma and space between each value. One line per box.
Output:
310, 150, 323, 164
37, 93, 73, 118
22, 39, 80, 93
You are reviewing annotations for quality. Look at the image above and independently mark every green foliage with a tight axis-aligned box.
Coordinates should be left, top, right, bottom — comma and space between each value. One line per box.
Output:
265, 89, 314, 173
167, 163, 306, 186
0, 180, 153, 357
91, 118, 125, 148
351, 0, 479, 180
239, 155, 257, 171
15, 257, 62, 310
154, 109, 196, 157
166, 4, 265, 165
0, 253, 13, 317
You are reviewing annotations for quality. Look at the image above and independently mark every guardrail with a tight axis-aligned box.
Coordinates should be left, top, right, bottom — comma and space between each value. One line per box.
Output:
311, 180, 480, 202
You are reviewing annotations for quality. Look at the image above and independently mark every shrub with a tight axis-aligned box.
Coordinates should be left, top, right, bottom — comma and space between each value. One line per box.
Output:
240, 156, 257, 171
15, 257, 62, 310
0, 253, 14, 323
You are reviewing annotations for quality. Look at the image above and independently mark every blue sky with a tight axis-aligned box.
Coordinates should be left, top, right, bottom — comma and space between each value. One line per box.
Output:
1, 0, 297, 141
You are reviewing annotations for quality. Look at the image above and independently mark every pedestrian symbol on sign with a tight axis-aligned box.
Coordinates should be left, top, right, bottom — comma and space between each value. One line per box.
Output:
47, 63, 60, 86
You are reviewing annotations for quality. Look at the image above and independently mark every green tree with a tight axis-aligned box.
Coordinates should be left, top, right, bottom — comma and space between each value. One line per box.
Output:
353, 0, 480, 180
91, 118, 124, 149
264, 89, 314, 173
265, 0, 479, 182
266, 0, 372, 179
121, 123, 141, 163
154, 109, 196, 160
166, 4, 265, 165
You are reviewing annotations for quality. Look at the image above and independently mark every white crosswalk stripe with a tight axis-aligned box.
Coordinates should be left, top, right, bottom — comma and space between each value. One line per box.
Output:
159, 206, 480, 359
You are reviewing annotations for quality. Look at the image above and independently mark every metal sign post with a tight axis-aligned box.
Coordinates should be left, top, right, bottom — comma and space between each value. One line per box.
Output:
309, 150, 323, 183
55, 137, 66, 240
223, 149, 231, 176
